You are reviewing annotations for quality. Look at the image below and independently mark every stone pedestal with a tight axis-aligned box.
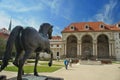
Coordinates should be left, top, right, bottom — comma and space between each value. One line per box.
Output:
9, 74, 64, 80
0, 75, 6, 80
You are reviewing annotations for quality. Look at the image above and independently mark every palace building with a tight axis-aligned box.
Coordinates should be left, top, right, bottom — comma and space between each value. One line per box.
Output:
1, 21, 120, 60
50, 36, 62, 59
60, 21, 120, 60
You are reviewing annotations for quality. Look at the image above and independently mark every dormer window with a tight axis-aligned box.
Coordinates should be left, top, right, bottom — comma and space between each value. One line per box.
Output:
117, 24, 120, 28
85, 24, 89, 30
100, 24, 104, 29
70, 26, 75, 30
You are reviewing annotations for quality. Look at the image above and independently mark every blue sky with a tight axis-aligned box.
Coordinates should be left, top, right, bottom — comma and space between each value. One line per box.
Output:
0, 0, 120, 35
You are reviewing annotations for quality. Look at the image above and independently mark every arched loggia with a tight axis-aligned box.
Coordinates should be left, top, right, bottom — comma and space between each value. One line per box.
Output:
97, 34, 109, 58
81, 35, 93, 59
66, 35, 77, 58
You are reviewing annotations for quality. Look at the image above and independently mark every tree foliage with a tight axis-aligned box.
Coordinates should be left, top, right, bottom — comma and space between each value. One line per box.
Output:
0, 37, 16, 59
0, 37, 6, 59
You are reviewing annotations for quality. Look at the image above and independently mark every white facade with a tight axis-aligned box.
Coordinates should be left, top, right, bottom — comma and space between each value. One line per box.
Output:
61, 22, 120, 60
49, 36, 63, 59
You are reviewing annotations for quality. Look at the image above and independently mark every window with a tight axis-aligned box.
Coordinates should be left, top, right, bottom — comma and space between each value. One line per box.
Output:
119, 33, 120, 39
118, 24, 120, 27
51, 44, 53, 47
70, 26, 75, 30
85, 24, 89, 30
101, 25, 104, 28
100, 24, 104, 29
116, 24, 120, 28
86, 26, 89, 28
57, 44, 59, 47
71, 26, 74, 29
57, 52, 59, 56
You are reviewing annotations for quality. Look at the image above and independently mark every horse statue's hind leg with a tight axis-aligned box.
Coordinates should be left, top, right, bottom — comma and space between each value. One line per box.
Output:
17, 50, 32, 80
13, 41, 25, 75
34, 52, 40, 76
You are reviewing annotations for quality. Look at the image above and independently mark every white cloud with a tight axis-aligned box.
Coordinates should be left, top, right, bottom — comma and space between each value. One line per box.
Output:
0, 0, 44, 12
0, 0, 47, 30
53, 26, 62, 36
0, 0, 69, 35
12, 16, 43, 31
0, 10, 41, 31
40, 0, 73, 21
93, 0, 118, 24
0, 11, 11, 29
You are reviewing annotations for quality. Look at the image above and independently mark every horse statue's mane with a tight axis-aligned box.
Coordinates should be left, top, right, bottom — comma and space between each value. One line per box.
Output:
0, 23, 53, 80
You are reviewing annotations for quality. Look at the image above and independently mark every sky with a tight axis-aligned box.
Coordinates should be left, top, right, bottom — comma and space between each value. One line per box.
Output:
0, 0, 120, 36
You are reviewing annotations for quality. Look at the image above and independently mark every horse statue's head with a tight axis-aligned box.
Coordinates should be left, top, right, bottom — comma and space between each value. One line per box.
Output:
39, 23, 53, 39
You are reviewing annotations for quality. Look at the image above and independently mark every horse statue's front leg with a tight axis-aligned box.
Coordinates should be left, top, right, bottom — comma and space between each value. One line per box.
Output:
34, 52, 40, 76
48, 50, 53, 67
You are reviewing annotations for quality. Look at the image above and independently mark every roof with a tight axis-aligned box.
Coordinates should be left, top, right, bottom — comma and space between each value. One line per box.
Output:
0, 28, 9, 39
51, 36, 62, 40
0, 33, 9, 39
0, 28, 10, 34
61, 22, 120, 33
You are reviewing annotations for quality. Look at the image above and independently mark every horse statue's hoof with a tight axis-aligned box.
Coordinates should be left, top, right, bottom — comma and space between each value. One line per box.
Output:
34, 72, 39, 76
48, 62, 52, 67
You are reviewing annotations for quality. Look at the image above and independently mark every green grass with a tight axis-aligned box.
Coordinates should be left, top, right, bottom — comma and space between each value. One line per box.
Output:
112, 61, 120, 64
4, 65, 62, 73
4, 61, 64, 73
40, 63, 64, 66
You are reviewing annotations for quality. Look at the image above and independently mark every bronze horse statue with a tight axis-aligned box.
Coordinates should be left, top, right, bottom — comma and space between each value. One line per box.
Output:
0, 23, 53, 80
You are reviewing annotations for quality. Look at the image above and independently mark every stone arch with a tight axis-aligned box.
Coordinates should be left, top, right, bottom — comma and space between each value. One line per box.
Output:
81, 35, 93, 59
94, 33, 111, 41
66, 35, 77, 58
97, 34, 109, 58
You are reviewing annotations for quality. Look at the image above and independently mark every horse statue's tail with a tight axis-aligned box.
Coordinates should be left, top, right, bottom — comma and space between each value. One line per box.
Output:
0, 26, 23, 71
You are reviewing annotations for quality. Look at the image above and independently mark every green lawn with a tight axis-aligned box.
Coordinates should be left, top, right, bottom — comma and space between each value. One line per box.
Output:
40, 63, 64, 66
4, 62, 64, 73
112, 61, 120, 64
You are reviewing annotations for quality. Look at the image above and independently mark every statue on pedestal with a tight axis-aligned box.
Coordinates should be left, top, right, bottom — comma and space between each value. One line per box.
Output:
0, 23, 53, 80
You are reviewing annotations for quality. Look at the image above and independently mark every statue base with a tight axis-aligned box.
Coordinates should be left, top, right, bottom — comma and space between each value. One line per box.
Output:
0, 75, 6, 80
9, 74, 64, 80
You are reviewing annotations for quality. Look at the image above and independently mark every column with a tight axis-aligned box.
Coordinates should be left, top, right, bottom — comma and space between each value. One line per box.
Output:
64, 43, 66, 55
93, 40, 97, 56
109, 42, 112, 57
111, 42, 115, 57
79, 43, 81, 56
93, 42, 95, 55
96, 43, 97, 57
77, 43, 79, 56
78, 40, 82, 57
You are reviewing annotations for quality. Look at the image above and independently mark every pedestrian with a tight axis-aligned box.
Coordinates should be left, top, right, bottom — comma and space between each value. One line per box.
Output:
64, 59, 69, 70
69, 58, 72, 67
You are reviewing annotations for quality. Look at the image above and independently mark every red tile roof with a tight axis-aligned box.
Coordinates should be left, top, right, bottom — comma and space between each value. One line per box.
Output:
62, 22, 120, 33
51, 36, 62, 40
0, 28, 9, 39
0, 33, 9, 39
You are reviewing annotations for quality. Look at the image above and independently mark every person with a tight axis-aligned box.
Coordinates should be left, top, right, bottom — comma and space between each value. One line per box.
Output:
69, 58, 72, 67
64, 59, 69, 70
56, 56, 60, 61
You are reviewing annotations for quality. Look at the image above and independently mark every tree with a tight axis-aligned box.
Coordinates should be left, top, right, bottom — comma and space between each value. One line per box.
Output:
0, 37, 6, 59
0, 37, 16, 59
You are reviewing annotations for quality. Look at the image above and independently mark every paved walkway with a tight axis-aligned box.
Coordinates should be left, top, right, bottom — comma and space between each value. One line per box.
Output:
0, 64, 120, 80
